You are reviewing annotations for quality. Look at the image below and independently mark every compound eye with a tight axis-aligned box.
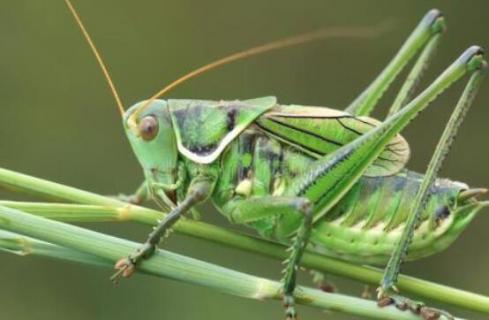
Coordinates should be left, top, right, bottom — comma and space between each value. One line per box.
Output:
139, 115, 159, 141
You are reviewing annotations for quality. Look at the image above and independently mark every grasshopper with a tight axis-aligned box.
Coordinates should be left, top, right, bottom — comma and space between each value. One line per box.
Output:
65, 1, 487, 319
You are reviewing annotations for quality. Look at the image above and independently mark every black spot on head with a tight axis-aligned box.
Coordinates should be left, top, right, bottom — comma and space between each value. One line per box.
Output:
187, 143, 217, 156
226, 107, 238, 131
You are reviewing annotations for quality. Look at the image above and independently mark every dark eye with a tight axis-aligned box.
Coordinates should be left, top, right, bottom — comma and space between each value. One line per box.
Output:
138, 116, 159, 141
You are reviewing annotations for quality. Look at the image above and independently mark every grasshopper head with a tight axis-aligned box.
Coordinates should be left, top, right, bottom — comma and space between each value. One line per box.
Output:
123, 100, 179, 203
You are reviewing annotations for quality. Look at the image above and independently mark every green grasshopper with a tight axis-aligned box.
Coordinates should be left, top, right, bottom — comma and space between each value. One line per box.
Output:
65, 1, 487, 319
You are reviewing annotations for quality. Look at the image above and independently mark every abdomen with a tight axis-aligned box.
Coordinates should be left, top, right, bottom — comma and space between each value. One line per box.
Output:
310, 172, 467, 265
213, 128, 469, 265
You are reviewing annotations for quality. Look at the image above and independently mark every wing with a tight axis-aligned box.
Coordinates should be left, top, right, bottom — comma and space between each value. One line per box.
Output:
255, 104, 410, 177
169, 96, 277, 164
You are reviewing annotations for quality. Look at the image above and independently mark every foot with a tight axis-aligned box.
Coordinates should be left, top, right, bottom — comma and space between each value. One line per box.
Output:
112, 193, 143, 205
111, 242, 155, 283
377, 286, 454, 320
283, 295, 298, 320
310, 270, 336, 293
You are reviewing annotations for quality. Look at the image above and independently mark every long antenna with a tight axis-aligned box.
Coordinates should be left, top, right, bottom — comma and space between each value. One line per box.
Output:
64, 0, 125, 116
140, 23, 390, 112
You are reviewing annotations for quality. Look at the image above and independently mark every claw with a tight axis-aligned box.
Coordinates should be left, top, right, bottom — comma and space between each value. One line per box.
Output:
110, 243, 156, 284
111, 257, 136, 283
319, 282, 336, 293
285, 308, 297, 320
420, 307, 441, 320
283, 295, 298, 320
377, 296, 394, 308
377, 287, 454, 320
112, 193, 142, 205
395, 299, 409, 311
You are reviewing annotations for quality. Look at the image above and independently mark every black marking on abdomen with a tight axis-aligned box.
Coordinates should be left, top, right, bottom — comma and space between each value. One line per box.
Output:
237, 132, 257, 181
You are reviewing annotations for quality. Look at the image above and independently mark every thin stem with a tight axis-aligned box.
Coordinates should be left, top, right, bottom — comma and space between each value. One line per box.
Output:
0, 230, 110, 267
0, 205, 428, 320
0, 167, 488, 314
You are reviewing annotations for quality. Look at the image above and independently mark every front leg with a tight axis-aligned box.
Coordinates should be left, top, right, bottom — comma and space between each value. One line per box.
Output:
112, 174, 215, 282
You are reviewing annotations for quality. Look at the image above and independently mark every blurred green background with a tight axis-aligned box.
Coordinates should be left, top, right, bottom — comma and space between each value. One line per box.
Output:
1, 1, 488, 319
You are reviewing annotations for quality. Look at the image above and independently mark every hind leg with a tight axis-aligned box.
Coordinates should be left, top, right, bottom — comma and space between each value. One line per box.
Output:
346, 9, 445, 116
378, 57, 486, 319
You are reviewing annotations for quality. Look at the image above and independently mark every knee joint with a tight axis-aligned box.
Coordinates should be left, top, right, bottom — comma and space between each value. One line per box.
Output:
189, 188, 207, 202
294, 198, 312, 216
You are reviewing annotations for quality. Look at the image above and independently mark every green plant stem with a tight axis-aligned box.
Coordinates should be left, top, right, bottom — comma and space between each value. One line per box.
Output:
0, 205, 430, 320
0, 167, 488, 314
0, 229, 110, 267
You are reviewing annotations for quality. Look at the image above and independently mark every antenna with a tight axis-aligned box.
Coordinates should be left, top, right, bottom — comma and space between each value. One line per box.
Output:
140, 22, 390, 112
64, 0, 125, 116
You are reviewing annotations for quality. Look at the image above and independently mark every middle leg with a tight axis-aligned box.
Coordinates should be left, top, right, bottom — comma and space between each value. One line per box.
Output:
224, 196, 312, 320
